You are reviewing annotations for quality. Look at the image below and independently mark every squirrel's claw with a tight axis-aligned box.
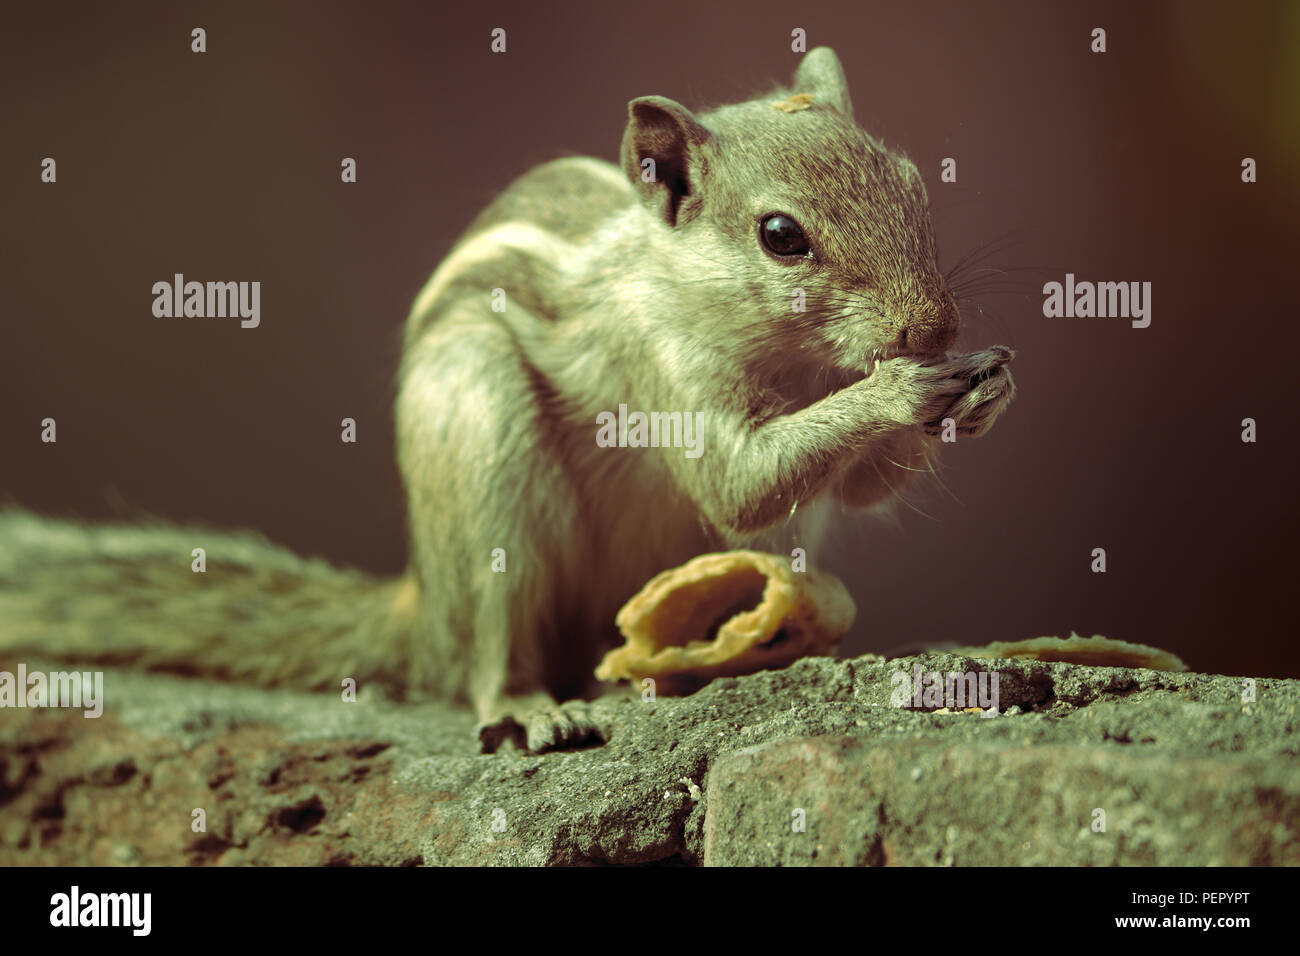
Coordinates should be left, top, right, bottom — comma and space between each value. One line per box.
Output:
477, 697, 606, 754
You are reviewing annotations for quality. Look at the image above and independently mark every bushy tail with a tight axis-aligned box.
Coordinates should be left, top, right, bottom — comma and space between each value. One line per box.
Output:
0, 510, 419, 697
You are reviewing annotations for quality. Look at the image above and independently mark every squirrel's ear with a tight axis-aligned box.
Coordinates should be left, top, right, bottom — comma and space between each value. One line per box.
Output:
793, 47, 853, 117
621, 96, 711, 227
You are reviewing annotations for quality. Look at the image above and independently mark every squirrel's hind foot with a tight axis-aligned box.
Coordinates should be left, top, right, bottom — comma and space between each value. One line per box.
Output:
476, 693, 606, 754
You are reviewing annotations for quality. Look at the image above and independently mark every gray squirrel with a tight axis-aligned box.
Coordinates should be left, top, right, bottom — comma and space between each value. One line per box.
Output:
0, 47, 1014, 753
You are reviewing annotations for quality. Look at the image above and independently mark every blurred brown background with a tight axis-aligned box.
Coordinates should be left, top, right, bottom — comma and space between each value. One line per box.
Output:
3, 1, 1298, 676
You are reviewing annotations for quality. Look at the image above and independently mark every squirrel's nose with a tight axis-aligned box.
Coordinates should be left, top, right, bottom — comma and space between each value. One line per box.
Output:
898, 300, 960, 356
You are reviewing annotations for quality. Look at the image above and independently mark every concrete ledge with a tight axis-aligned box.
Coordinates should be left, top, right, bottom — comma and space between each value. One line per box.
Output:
1, 653, 1295, 865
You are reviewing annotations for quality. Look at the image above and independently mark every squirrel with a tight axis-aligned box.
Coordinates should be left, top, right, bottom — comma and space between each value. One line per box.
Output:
0, 48, 1014, 753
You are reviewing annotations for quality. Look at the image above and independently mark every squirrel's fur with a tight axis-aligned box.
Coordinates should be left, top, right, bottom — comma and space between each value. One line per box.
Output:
0, 50, 1015, 752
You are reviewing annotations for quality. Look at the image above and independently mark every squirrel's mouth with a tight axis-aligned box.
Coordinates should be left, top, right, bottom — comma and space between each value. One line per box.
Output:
857, 347, 902, 378
857, 344, 949, 378
835, 351, 889, 388
826, 345, 939, 391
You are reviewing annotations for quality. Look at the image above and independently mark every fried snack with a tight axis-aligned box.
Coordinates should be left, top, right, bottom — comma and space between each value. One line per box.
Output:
950, 633, 1188, 672
596, 550, 855, 693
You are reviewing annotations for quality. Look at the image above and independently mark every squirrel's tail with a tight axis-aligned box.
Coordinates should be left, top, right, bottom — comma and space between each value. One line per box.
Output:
0, 510, 420, 697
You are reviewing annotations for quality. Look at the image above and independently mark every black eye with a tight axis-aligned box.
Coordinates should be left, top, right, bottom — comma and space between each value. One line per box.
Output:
759, 213, 811, 258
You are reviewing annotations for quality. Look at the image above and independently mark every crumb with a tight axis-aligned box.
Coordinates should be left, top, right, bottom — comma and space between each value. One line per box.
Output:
772, 93, 816, 112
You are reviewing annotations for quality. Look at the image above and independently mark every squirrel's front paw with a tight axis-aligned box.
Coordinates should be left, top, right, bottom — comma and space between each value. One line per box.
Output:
477, 694, 606, 754
930, 349, 1016, 438
869, 346, 1015, 436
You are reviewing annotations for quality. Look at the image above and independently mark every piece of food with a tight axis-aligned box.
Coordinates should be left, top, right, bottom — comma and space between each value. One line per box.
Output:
596, 550, 855, 693
771, 93, 816, 112
949, 633, 1188, 672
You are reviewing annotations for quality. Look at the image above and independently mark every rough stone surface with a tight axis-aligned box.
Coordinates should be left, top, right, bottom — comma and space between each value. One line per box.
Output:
1, 652, 1296, 865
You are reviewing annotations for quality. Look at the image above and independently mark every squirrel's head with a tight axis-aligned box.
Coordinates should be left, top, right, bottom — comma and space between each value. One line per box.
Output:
620, 47, 958, 377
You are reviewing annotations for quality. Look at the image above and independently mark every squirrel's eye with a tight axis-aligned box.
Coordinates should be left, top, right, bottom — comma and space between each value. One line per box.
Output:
759, 213, 810, 258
